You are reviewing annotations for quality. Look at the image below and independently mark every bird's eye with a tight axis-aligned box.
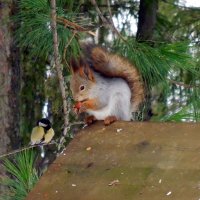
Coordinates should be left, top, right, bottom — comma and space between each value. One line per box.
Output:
80, 85, 85, 91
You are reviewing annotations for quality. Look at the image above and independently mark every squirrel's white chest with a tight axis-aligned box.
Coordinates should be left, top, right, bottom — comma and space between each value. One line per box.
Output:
87, 77, 132, 121
87, 95, 131, 121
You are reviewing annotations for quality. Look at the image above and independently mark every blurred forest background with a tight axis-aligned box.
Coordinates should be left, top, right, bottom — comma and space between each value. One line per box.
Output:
0, 0, 200, 198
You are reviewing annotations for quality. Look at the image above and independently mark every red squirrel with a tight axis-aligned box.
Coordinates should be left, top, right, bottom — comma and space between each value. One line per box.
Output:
70, 44, 144, 125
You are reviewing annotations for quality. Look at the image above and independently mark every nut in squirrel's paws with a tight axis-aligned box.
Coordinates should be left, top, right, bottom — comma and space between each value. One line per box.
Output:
73, 102, 87, 114
73, 102, 82, 114
104, 116, 117, 126
85, 115, 97, 125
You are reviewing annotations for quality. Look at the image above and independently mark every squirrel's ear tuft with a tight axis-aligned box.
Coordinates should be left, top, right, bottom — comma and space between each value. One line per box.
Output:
83, 65, 95, 82
70, 57, 85, 73
70, 56, 95, 82
80, 58, 95, 82
70, 57, 79, 73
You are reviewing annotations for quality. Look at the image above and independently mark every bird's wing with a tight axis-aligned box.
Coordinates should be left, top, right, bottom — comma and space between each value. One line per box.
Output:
43, 128, 55, 144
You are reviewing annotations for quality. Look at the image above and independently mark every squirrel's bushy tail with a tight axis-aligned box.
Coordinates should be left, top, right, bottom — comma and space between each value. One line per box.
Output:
82, 44, 144, 112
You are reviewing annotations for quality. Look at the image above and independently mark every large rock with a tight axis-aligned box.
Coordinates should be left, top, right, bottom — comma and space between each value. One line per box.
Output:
26, 122, 200, 200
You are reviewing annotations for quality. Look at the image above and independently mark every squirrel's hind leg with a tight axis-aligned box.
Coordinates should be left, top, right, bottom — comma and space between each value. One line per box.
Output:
85, 115, 97, 125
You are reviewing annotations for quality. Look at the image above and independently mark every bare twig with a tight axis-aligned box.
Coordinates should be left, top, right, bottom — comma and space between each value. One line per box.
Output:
168, 79, 200, 89
63, 31, 77, 70
51, 1, 86, 152
69, 121, 85, 126
90, 0, 109, 25
90, 0, 126, 41
106, 0, 116, 27
0, 142, 56, 159
50, 0, 69, 138
106, 0, 126, 41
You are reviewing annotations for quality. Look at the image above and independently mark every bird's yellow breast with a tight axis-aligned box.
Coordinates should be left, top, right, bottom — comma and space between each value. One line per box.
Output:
31, 126, 45, 144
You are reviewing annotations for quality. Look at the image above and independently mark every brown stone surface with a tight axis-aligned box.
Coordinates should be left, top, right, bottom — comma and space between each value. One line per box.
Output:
26, 122, 200, 200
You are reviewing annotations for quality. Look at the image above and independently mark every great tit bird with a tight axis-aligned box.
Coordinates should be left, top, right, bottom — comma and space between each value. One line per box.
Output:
30, 118, 55, 145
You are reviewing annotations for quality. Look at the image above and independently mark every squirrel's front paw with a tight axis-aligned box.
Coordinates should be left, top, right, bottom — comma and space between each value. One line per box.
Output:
104, 116, 117, 126
85, 115, 97, 125
78, 105, 87, 113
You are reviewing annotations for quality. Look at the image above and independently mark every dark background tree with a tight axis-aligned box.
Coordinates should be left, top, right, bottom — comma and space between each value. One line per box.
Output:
136, 0, 158, 41
136, 0, 159, 120
0, 0, 21, 193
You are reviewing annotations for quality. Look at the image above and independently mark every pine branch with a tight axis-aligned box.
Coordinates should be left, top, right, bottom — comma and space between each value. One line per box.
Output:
57, 17, 96, 36
50, 0, 69, 138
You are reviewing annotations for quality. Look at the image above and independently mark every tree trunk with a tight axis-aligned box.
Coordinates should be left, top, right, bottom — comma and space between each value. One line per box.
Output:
0, 0, 21, 185
136, 0, 158, 120
136, 0, 158, 41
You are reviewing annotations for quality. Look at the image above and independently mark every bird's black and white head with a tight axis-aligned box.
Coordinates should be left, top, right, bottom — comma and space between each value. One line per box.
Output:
37, 118, 51, 130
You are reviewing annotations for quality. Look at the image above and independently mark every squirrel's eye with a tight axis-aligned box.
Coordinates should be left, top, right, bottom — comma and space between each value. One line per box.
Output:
80, 85, 85, 91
